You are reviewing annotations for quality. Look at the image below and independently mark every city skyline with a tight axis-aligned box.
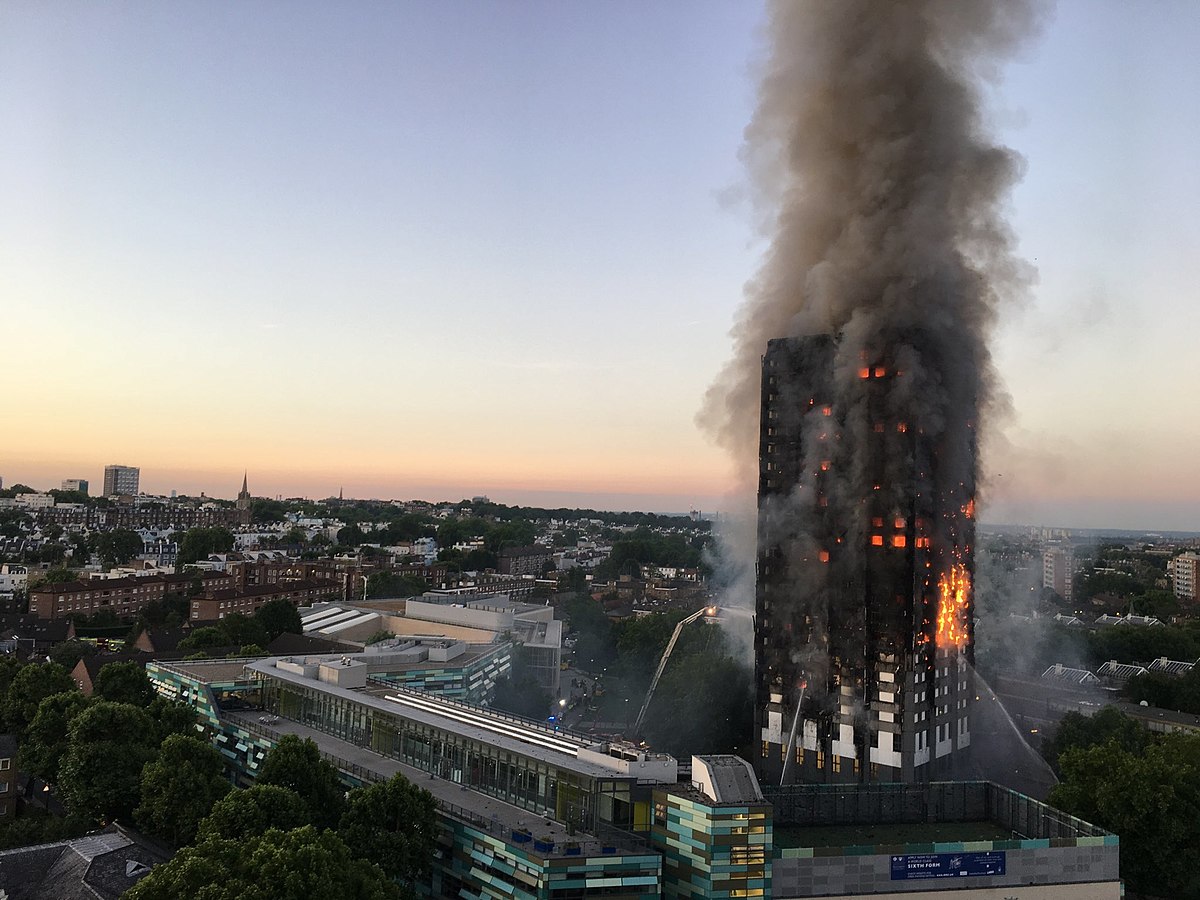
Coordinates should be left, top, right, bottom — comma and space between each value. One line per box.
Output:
4, 1, 1200, 529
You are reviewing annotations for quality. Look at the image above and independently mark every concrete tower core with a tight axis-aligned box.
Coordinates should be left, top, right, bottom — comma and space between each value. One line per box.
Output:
754, 335, 976, 786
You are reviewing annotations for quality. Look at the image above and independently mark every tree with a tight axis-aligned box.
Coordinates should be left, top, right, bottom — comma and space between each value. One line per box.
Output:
59, 701, 159, 822
1050, 735, 1200, 898
562, 595, 616, 671
249, 498, 289, 524
135, 734, 231, 846
18, 691, 90, 782
257, 735, 346, 829
49, 638, 96, 671
366, 572, 427, 599
94, 661, 156, 707
1042, 707, 1150, 773
255, 598, 303, 641
35, 566, 79, 586
178, 627, 229, 651
642, 654, 752, 758
198, 784, 311, 842
461, 548, 498, 571
124, 826, 401, 900
216, 613, 268, 649
91, 529, 144, 568
148, 696, 199, 743
338, 774, 438, 883
337, 524, 366, 547
176, 526, 235, 567
2, 661, 76, 738
614, 610, 689, 684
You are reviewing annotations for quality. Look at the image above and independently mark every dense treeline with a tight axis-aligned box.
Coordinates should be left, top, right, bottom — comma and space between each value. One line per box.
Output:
127, 734, 438, 900
1047, 707, 1200, 899
0, 650, 438, 898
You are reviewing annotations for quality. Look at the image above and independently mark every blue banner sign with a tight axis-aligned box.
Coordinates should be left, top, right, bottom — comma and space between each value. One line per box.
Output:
890, 851, 1006, 881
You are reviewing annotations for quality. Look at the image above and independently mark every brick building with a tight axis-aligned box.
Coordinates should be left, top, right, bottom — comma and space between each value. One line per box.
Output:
29, 572, 235, 620
496, 545, 553, 576
189, 578, 341, 622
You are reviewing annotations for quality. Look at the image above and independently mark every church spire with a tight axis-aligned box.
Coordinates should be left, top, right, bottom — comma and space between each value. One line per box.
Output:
236, 471, 251, 512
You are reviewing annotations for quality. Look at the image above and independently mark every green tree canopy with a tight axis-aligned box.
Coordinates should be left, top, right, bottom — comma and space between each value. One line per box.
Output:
338, 773, 438, 883
123, 826, 401, 900
1050, 734, 1200, 898
249, 498, 289, 524
2, 661, 76, 738
198, 784, 311, 842
1042, 707, 1151, 773
49, 639, 95, 672
614, 610, 690, 685
641, 653, 752, 758
1126, 666, 1200, 716
91, 529, 144, 568
177, 627, 229, 652
176, 526, 235, 567
59, 701, 160, 822
135, 734, 232, 846
257, 735, 346, 829
37, 566, 81, 586
18, 690, 90, 783
94, 661, 156, 707
337, 524, 366, 547
148, 696, 199, 744
562, 595, 616, 671
217, 613, 268, 649
254, 599, 303, 641
366, 572, 428, 599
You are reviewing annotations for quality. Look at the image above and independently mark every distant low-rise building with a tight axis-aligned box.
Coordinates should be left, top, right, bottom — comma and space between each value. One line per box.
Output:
29, 572, 235, 620
189, 578, 341, 621
14, 493, 54, 510
0, 565, 29, 601
61, 478, 89, 495
497, 545, 554, 576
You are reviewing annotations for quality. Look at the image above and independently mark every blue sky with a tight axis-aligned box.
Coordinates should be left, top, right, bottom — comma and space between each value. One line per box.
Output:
2, 1, 1198, 529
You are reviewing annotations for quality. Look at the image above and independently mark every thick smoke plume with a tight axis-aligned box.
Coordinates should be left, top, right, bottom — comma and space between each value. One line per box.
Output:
702, 0, 1037, 480
699, 3, 1044, 788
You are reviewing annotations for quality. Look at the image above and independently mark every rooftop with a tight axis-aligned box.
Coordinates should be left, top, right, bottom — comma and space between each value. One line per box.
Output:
773, 821, 1015, 850
242, 655, 674, 782
225, 711, 650, 858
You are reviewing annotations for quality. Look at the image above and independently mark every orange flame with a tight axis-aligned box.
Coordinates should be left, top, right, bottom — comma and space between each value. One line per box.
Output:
936, 563, 970, 648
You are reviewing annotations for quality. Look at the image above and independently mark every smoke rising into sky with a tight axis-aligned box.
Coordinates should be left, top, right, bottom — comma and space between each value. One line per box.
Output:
702, 0, 1040, 485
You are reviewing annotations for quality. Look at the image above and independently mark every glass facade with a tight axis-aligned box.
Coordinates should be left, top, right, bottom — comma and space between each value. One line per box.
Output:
259, 674, 635, 833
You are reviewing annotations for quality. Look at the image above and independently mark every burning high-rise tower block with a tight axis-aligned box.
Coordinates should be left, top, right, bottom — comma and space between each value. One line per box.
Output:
754, 335, 976, 785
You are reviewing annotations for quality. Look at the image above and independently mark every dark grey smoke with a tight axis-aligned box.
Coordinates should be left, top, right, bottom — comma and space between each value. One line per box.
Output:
699, 2, 1046, 785
701, 0, 1038, 477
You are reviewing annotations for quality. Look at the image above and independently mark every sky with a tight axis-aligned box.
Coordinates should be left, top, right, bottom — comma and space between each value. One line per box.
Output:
2, 1, 1198, 529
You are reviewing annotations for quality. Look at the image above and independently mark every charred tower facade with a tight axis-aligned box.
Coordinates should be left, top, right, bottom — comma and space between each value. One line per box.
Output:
754, 335, 976, 786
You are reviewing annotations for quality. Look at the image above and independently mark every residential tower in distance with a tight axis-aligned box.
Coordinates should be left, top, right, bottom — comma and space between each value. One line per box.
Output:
102, 464, 139, 497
